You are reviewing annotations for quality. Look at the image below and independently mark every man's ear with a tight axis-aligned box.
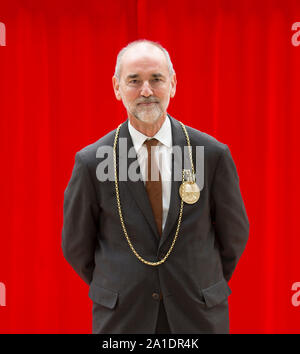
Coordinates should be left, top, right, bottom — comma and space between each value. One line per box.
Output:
170, 73, 177, 98
112, 76, 122, 101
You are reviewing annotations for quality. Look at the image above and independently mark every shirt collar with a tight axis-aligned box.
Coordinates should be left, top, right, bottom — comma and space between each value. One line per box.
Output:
128, 115, 172, 153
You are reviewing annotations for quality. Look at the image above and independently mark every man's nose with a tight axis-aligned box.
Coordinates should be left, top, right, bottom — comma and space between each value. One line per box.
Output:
140, 81, 153, 97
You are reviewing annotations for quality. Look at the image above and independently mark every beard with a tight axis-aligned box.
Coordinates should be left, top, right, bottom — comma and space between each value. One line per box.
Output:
124, 97, 168, 124
134, 102, 163, 123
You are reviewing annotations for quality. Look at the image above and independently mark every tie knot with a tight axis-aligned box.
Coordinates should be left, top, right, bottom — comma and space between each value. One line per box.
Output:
144, 138, 159, 150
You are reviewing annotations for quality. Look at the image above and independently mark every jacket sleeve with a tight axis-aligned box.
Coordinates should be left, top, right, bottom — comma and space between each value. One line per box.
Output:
61, 151, 100, 285
211, 145, 249, 282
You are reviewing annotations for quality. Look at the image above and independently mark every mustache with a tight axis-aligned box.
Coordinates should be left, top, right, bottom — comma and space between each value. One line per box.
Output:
136, 98, 160, 105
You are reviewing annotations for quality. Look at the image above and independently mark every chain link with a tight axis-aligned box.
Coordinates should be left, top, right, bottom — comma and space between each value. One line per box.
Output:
179, 121, 195, 177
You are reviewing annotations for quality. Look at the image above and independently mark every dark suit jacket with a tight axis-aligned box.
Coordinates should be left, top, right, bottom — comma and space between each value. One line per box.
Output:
61, 114, 249, 334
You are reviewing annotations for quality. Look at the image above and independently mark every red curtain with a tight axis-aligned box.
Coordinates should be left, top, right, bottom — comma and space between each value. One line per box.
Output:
0, 0, 300, 333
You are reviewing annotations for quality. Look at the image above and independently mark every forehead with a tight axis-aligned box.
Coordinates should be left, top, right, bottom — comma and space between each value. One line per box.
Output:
120, 43, 169, 77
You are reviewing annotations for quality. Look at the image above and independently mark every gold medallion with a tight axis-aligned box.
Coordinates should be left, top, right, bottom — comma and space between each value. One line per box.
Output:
179, 181, 200, 204
179, 170, 200, 204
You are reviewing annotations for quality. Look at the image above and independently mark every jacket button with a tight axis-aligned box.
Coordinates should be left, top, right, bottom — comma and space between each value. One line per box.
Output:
152, 292, 160, 301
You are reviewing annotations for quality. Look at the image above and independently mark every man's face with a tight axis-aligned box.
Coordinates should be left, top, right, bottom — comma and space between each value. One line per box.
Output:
112, 44, 177, 124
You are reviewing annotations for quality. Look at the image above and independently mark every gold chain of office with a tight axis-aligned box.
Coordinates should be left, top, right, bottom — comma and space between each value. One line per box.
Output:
113, 121, 195, 266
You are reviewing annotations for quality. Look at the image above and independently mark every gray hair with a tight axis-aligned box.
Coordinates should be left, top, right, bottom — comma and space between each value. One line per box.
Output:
114, 39, 175, 79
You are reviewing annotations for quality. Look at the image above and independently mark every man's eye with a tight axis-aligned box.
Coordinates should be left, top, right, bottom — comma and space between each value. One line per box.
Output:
129, 80, 139, 84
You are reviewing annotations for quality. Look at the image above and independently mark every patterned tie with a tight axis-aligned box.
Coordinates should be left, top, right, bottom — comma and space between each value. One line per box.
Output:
144, 138, 162, 237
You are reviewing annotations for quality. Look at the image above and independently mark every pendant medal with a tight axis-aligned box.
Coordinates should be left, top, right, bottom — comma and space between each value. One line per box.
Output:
179, 170, 200, 204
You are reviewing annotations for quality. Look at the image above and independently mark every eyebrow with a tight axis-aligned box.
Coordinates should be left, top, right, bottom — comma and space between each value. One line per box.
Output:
126, 73, 165, 80
152, 73, 164, 78
126, 74, 139, 79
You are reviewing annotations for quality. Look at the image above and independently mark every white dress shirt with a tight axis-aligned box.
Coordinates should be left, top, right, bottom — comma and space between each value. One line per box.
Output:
128, 115, 172, 231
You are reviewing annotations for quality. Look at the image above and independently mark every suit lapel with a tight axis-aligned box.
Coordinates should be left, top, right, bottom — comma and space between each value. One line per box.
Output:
117, 120, 161, 241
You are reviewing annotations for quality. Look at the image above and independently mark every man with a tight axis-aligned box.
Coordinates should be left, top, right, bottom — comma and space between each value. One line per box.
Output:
61, 39, 249, 334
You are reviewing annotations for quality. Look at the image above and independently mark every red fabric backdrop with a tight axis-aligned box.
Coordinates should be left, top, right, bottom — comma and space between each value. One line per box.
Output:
0, 0, 300, 333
